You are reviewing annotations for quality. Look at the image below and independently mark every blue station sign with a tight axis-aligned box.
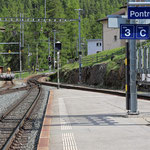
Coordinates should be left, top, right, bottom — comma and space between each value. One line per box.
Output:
120, 24, 150, 40
120, 25, 135, 39
128, 7, 150, 19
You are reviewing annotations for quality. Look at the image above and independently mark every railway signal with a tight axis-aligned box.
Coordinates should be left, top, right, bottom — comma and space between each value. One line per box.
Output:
55, 41, 62, 51
48, 56, 51, 65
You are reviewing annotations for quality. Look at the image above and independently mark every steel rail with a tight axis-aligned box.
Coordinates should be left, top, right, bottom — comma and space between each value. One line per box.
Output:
1, 84, 42, 150
0, 85, 29, 95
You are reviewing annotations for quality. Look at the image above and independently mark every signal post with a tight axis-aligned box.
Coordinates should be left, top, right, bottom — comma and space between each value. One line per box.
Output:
55, 41, 62, 89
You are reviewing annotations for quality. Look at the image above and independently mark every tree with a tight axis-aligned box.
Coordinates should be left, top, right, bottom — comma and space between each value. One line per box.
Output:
0, 0, 126, 70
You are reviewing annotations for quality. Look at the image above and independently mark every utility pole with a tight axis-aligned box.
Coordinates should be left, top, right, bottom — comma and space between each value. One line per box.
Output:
128, 19, 138, 114
36, 43, 39, 72
48, 37, 51, 72
48, 37, 50, 56
19, 13, 22, 79
28, 44, 30, 72
53, 30, 56, 72
76, 39, 78, 57
57, 51, 60, 89
22, 13, 24, 47
127, 0, 138, 114
45, 0, 46, 19
75, 9, 83, 83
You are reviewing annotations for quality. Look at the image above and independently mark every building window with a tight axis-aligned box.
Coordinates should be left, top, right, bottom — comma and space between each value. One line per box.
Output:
114, 35, 117, 41
96, 42, 102, 47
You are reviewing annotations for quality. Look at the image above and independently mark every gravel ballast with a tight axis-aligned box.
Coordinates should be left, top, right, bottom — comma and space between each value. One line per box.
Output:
0, 90, 27, 114
19, 85, 55, 150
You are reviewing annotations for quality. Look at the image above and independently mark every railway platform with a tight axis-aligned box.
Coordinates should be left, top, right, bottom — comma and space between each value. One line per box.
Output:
37, 88, 150, 150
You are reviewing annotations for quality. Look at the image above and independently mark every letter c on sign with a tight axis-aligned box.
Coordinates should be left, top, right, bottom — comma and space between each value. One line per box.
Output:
140, 29, 146, 37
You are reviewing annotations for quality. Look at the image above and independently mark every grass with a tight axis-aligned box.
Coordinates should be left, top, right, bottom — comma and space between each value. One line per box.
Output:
106, 54, 125, 74
61, 47, 125, 73
61, 62, 79, 72
15, 72, 30, 79
15, 70, 50, 79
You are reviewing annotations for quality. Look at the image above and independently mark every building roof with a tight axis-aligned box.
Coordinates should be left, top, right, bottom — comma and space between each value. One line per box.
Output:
87, 39, 102, 42
97, 8, 126, 22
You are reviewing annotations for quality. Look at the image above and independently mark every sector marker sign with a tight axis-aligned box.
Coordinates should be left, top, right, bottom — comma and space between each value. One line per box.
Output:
120, 24, 150, 40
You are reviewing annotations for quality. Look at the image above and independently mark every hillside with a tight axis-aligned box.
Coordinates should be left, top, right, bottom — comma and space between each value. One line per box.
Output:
0, 0, 126, 71
49, 47, 126, 89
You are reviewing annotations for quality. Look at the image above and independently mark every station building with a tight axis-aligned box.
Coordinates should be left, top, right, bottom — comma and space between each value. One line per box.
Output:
97, 8, 126, 51
87, 39, 102, 55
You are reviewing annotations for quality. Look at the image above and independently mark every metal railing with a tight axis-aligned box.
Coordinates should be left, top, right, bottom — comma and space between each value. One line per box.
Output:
136, 45, 150, 74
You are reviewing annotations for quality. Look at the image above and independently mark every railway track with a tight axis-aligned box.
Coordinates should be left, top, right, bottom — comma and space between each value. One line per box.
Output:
0, 74, 46, 95
0, 86, 30, 95
0, 81, 20, 95
0, 79, 38, 95
0, 78, 42, 150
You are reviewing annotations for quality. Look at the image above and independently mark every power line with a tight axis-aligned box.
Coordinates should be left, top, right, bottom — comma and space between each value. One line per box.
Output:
0, 42, 19, 45
0, 52, 19, 54
0, 17, 79, 23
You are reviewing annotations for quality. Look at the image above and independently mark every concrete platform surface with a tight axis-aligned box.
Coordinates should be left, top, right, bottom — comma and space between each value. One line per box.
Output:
39, 89, 150, 150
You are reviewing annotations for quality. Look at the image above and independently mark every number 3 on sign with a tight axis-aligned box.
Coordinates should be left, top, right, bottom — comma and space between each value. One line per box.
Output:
120, 25, 134, 39
125, 29, 131, 37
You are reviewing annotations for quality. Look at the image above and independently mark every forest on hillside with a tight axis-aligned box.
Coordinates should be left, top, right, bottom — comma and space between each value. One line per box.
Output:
0, 0, 126, 71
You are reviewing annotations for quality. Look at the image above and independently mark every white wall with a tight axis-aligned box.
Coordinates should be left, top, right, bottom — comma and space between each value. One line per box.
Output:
87, 40, 102, 55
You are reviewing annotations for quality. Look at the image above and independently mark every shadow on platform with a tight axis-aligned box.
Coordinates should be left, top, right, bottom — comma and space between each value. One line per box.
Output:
45, 113, 147, 127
